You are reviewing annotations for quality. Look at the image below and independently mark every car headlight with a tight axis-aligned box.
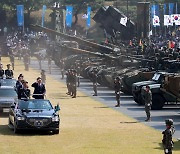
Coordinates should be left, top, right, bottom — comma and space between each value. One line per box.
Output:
17, 116, 25, 121
52, 116, 59, 122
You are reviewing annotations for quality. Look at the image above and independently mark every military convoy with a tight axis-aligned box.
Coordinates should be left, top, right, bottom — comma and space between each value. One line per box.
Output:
31, 25, 180, 110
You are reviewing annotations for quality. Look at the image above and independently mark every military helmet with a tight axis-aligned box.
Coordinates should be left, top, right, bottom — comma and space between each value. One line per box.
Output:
165, 119, 173, 126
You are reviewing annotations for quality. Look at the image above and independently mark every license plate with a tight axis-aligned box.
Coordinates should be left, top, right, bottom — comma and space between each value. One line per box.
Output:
3, 108, 10, 113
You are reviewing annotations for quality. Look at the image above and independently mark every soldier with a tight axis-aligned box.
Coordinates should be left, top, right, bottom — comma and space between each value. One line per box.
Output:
66, 69, 71, 95
0, 64, 4, 79
41, 70, 46, 84
142, 85, 152, 122
71, 70, 77, 98
18, 80, 30, 99
91, 70, 98, 96
5, 64, 13, 79
162, 119, 175, 154
76, 63, 81, 87
32, 77, 46, 99
114, 77, 121, 107
9, 54, 15, 70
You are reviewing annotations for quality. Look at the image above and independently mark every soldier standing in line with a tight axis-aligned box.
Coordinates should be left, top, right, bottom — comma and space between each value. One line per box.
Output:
71, 70, 77, 98
142, 85, 152, 122
91, 70, 98, 96
5, 64, 13, 79
76, 63, 81, 87
114, 77, 121, 107
162, 119, 175, 154
66, 69, 71, 95
0, 64, 4, 79
9, 54, 15, 70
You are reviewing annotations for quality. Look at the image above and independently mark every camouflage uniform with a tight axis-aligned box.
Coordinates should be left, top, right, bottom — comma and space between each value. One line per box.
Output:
162, 119, 175, 154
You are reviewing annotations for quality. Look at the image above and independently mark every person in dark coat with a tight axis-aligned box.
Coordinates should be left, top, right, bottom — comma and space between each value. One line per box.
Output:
71, 70, 77, 98
162, 119, 175, 154
18, 80, 30, 99
0, 64, 4, 79
16, 75, 24, 92
32, 77, 46, 99
5, 64, 13, 79
114, 77, 121, 107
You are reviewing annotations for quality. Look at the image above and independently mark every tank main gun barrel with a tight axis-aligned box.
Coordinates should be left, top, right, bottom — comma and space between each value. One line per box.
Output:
30, 24, 113, 53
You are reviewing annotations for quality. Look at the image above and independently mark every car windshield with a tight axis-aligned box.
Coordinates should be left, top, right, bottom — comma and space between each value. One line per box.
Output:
18, 100, 53, 110
0, 89, 17, 97
0, 79, 16, 87
152, 73, 161, 81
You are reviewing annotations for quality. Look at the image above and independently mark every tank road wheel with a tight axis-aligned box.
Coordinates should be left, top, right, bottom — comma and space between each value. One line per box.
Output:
152, 94, 165, 110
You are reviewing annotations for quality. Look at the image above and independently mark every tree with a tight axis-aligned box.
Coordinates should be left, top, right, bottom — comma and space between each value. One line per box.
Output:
4, 0, 48, 25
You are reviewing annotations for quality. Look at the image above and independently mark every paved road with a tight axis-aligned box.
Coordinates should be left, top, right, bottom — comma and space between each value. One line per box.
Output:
29, 59, 180, 139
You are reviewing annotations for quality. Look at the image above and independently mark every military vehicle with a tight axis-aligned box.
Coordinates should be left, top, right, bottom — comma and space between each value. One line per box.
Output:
132, 72, 176, 110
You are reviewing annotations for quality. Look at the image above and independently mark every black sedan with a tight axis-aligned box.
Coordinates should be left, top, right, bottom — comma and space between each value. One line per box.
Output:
8, 99, 60, 134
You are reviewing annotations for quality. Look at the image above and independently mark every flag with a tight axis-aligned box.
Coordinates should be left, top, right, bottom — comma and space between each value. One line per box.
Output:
153, 15, 160, 26
82, 14, 88, 19
171, 14, 180, 25
120, 17, 127, 26
129, 40, 132, 46
151, 5, 160, 27
164, 4, 167, 15
17, 5, 24, 27
41, 5, 47, 27
164, 15, 173, 26
169, 3, 174, 15
148, 30, 153, 37
139, 39, 142, 46
86, 6, 91, 28
66, 6, 73, 27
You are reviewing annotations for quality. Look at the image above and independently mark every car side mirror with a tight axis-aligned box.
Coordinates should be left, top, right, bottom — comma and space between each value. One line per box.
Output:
10, 105, 15, 109
54, 104, 60, 112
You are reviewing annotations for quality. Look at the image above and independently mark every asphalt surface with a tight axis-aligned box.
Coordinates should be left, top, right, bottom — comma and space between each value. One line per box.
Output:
29, 58, 180, 139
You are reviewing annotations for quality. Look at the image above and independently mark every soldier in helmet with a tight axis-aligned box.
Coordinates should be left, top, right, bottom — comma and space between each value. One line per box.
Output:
5, 64, 13, 79
142, 85, 152, 121
91, 69, 98, 96
162, 119, 175, 154
114, 77, 121, 107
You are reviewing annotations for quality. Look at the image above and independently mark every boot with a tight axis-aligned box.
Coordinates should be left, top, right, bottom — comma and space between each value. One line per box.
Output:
115, 101, 120, 107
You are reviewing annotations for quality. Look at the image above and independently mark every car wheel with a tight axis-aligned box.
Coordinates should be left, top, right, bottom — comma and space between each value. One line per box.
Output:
53, 129, 59, 134
152, 94, 165, 110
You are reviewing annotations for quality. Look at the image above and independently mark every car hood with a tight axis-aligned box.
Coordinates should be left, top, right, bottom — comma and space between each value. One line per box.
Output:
132, 80, 156, 87
0, 97, 16, 102
20, 109, 56, 118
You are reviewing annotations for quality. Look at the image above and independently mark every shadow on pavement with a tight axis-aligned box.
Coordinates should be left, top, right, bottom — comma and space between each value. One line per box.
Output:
155, 142, 180, 151
0, 125, 55, 136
